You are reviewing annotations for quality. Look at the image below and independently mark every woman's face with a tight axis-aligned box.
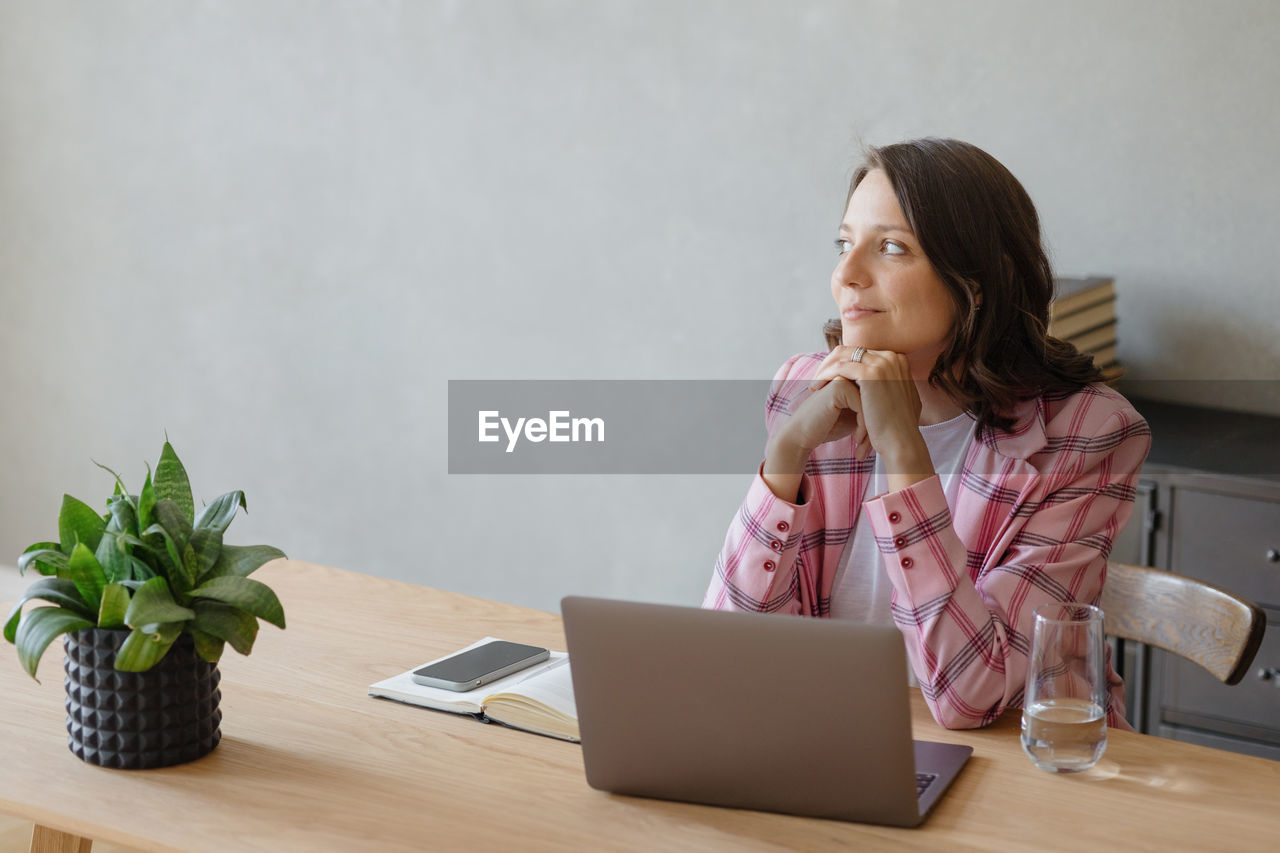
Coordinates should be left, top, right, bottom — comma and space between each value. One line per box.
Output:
830, 169, 957, 377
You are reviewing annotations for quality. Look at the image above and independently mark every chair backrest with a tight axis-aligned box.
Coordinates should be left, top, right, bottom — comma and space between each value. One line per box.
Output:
1101, 562, 1267, 685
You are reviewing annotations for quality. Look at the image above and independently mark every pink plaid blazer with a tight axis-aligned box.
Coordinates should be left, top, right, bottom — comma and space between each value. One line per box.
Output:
704, 352, 1152, 730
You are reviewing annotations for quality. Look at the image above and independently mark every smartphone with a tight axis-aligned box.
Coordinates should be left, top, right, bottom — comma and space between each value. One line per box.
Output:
411, 640, 550, 692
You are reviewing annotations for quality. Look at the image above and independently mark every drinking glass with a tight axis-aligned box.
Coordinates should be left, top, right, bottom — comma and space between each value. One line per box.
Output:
1020, 602, 1107, 773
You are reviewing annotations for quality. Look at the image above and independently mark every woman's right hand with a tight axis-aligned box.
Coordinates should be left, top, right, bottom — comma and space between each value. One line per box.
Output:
761, 352, 868, 502
778, 375, 866, 454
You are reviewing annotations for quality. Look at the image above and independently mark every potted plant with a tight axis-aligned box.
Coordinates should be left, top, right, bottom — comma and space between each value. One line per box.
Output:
4, 440, 286, 769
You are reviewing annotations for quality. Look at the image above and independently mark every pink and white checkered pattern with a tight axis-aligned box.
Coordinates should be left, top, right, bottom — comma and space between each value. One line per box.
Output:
704, 352, 1152, 730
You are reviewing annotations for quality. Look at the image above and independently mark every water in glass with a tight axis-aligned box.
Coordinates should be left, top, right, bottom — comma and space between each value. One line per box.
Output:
1021, 602, 1108, 773
1021, 697, 1107, 773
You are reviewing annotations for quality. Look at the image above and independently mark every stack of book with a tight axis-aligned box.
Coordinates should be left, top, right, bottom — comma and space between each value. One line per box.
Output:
1049, 276, 1120, 382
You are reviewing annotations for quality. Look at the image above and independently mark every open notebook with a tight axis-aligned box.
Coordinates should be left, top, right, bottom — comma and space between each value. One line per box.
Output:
368, 637, 579, 742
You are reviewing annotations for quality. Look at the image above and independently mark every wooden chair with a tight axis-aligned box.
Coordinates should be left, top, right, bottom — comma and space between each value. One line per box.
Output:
1102, 562, 1267, 686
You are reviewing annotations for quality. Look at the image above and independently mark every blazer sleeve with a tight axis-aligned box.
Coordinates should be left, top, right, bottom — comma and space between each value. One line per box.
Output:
861, 405, 1152, 729
702, 355, 818, 615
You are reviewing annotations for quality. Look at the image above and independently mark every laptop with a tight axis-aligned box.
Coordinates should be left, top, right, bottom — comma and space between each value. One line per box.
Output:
560, 596, 972, 827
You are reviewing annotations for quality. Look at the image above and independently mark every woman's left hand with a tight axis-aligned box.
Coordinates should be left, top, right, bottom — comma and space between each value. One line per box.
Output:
811, 346, 934, 487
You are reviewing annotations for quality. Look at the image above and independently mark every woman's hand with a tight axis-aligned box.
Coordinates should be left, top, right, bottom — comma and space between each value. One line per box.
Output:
762, 346, 935, 500
777, 372, 865, 455
816, 345, 935, 491
762, 364, 864, 502
763, 346, 937, 500
810, 345, 923, 460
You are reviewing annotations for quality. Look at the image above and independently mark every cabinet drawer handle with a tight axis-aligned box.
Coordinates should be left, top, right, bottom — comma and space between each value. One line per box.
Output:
1268, 549, 1280, 563
1258, 668, 1279, 683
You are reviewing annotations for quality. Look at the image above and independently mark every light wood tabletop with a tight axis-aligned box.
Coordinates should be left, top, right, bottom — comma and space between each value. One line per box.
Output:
2, 560, 1278, 851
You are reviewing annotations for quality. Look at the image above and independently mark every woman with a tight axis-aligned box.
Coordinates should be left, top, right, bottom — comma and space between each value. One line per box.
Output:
704, 138, 1150, 730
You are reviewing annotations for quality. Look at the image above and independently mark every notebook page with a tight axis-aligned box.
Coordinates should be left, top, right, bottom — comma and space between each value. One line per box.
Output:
497, 656, 576, 718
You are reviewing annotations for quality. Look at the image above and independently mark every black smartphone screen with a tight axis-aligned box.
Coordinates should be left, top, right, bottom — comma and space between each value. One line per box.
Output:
413, 641, 547, 683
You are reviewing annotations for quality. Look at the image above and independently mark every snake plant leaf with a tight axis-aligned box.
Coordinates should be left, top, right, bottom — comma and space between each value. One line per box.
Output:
106, 493, 141, 540
142, 530, 186, 592
138, 466, 156, 531
67, 543, 107, 612
124, 576, 195, 629
151, 498, 197, 586
188, 626, 226, 663
24, 541, 62, 551
114, 623, 181, 672
98, 583, 131, 629
188, 576, 285, 629
4, 577, 94, 643
194, 491, 247, 535
95, 530, 134, 584
154, 441, 194, 525
183, 543, 199, 585
17, 546, 68, 577
141, 527, 181, 584
58, 495, 106, 555
14, 606, 95, 681
129, 556, 157, 580
93, 462, 137, 517
189, 528, 224, 578
202, 544, 287, 582
152, 497, 194, 543
114, 533, 164, 580
191, 600, 259, 655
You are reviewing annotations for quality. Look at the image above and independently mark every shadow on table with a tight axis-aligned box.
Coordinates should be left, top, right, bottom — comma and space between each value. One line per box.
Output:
1073, 755, 1205, 794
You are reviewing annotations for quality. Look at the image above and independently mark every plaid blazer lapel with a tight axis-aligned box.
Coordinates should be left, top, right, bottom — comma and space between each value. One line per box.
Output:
955, 397, 1049, 582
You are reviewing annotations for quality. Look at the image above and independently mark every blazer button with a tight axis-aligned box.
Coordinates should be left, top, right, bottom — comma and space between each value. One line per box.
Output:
776, 521, 789, 533
763, 560, 776, 572
770, 539, 783, 552
900, 557, 914, 569
888, 511, 901, 524
894, 536, 907, 548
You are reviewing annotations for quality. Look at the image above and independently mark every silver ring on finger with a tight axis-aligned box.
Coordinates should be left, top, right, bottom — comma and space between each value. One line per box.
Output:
849, 346, 866, 363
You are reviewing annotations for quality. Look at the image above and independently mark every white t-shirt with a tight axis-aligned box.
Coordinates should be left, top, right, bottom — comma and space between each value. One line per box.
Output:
829, 411, 977, 624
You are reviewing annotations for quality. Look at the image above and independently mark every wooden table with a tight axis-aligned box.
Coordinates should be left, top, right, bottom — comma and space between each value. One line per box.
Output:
3, 560, 1279, 851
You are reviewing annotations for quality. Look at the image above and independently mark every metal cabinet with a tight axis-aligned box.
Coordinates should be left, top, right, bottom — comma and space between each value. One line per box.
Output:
1115, 397, 1280, 759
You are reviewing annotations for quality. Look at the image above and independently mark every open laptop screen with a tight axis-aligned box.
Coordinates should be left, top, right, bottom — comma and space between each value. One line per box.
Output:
561, 597, 970, 827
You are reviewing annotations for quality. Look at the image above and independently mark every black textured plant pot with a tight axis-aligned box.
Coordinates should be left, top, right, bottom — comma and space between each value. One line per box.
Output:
63, 627, 222, 769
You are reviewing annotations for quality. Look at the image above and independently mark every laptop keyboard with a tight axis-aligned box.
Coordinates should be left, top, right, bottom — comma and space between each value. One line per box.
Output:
915, 772, 938, 798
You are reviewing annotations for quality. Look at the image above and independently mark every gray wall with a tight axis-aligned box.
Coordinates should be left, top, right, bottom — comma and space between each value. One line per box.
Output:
2, 0, 1278, 612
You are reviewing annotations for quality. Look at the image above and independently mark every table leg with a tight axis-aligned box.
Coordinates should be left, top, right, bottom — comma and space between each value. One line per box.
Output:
29, 823, 91, 853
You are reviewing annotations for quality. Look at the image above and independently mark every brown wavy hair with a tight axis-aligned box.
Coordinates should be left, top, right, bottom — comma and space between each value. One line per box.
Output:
823, 138, 1102, 433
